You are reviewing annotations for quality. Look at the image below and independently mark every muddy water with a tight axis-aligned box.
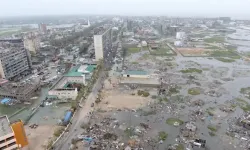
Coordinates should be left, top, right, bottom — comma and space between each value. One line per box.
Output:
115, 53, 250, 149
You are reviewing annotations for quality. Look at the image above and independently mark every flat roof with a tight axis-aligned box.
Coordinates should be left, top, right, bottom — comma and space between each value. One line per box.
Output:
64, 65, 83, 77
0, 115, 12, 137
85, 65, 97, 73
125, 70, 148, 75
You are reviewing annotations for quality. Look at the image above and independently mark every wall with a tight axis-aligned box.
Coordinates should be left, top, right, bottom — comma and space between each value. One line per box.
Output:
48, 88, 78, 100
122, 74, 150, 78
11, 121, 28, 148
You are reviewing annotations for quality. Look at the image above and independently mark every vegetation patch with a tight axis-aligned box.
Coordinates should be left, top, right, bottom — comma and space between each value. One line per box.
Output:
137, 90, 150, 97
151, 95, 158, 99
53, 127, 64, 137
210, 50, 240, 58
216, 57, 235, 63
235, 98, 250, 112
176, 144, 184, 150
206, 107, 215, 116
169, 87, 180, 94
207, 125, 217, 132
180, 68, 202, 74
166, 118, 184, 126
158, 97, 168, 103
141, 110, 157, 116
204, 36, 225, 43
158, 131, 168, 141
170, 95, 185, 103
149, 44, 175, 56
240, 87, 250, 95
127, 47, 141, 55
209, 131, 216, 136
188, 88, 201, 95
132, 61, 139, 64
124, 128, 134, 137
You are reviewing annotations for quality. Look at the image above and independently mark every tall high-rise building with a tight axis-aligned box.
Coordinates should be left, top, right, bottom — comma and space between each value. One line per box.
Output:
127, 20, 133, 31
0, 39, 32, 81
94, 28, 112, 61
38, 23, 47, 33
23, 32, 40, 55
0, 115, 28, 150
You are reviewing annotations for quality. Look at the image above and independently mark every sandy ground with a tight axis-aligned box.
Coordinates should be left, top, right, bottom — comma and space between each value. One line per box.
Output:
99, 90, 151, 110
177, 48, 211, 56
25, 125, 58, 150
98, 78, 152, 110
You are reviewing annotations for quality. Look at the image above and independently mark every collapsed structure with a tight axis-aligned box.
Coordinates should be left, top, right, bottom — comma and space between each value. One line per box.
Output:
0, 78, 40, 102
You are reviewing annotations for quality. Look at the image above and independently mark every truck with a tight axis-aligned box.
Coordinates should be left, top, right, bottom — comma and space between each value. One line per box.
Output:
63, 110, 73, 126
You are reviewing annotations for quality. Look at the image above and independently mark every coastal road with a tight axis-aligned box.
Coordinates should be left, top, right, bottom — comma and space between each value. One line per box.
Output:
54, 71, 106, 150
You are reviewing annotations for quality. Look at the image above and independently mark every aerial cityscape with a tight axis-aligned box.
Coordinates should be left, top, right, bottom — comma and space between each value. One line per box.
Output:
1, 1, 250, 150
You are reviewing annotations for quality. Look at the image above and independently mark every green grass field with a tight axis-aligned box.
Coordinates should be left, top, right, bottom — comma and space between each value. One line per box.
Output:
127, 47, 141, 55
204, 36, 225, 43
150, 45, 174, 56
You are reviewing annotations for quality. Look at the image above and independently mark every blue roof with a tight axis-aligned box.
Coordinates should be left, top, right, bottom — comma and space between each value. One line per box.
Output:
1, 98, 11, 104
125, 70, 148, 75
64, 111, 72, 122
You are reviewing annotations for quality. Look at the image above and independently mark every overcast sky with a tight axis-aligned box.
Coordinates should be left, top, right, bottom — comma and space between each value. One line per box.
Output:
1, 0, 250, 19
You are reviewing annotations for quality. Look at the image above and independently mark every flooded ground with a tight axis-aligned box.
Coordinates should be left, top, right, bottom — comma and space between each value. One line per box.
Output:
78, 48, 250, 150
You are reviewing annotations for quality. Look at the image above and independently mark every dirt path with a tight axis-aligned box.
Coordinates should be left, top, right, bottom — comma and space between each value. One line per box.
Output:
25, 125, 57, 150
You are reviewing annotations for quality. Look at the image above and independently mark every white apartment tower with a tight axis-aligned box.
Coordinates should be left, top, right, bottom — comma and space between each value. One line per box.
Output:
94, 28, 112, 60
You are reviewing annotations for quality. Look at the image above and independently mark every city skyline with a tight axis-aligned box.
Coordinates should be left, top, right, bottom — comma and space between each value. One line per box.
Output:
1, 0, 250, 19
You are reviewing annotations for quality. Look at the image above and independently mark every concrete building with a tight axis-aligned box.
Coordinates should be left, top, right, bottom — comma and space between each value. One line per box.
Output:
174, 41, 183, 47
0, 78, 40, 102
176, 32, 186, 40
23, 33, 40, 55
167, 26, 179, 36
39, 23, 47, 33
82, 19, 91, 28
48, 64, 96, 100
141, 41, 147, 47
94, 28, 112, 61
0, 39, 32, 81
0, 116, 18, 150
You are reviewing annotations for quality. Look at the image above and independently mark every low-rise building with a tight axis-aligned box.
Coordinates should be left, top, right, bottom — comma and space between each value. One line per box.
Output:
174, 41, 183, 47
176, 32, 186, 40
141, 41, 147, 47
48, 64, 96, 100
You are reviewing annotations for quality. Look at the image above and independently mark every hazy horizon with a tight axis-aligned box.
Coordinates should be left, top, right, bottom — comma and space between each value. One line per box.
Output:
1, 0, 250, 19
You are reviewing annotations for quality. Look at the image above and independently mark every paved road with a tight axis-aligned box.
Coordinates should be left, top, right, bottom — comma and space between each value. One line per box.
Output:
54, 71, 106, 150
